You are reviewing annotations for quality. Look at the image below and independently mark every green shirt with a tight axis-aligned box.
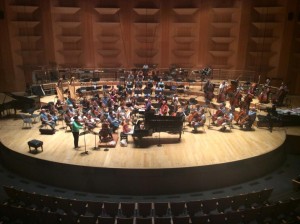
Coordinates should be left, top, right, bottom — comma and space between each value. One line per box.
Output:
72, 121, 83, 132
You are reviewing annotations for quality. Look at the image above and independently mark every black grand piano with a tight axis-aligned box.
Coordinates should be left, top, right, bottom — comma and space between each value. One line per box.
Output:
132, 112, 184, 143
0, 92, 40, 117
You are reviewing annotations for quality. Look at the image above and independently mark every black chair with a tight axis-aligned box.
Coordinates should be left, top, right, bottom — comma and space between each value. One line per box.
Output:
208, 213, 226, 224
86, 201, 103, 217
169, 201, 186, 216
154, 216, 171, 224
201, 198, 217, 215
190, 214, 209, 224
78, 214, 97, 224
230, 194, 247, 211
259, 188, 273, 205
116, 217, 134, 224
216, 196, 231, 213
172, 215, 190, 224
186, 200, 202, 217
120, 202, 136, 217
137, 202, 153, 217
103, 202, 120, 217
153, 202, 169, 217
136, 217, 153, 224
98, 216, 116, 224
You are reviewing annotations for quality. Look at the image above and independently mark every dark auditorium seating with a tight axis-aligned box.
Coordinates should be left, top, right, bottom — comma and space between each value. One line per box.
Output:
1, 185, 299, 224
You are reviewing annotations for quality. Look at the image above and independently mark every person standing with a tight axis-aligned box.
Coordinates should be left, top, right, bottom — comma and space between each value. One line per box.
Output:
72, 116, 83, 149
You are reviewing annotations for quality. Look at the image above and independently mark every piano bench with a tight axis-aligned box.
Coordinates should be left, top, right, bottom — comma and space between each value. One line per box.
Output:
120, 132, 128, 141
28, 139, 43, 153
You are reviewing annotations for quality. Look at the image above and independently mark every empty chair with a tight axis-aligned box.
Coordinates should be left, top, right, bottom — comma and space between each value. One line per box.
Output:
153, 202, 169, 217
216, 196, 231, 213
120, 202, 136, 217
86, 201, 103, 217
190, 214, 209, 224
230, 194, 247, 211
39, 210, 61, 224
136, 217, 153, 224
98, 216, 116, 224
3, 185, 19, 202
70, 199, 87, 216
245, 191, 261, 208
186, 200, 202, 217
154, 216, 172, 224
259, 188, 273, 205
170, 201, 186, 216
78, 214, 97, 224
201, 198, 218, 215
42, 194, 58, 212
259, 203, 278, 223
57, 197, 73, 214
116, 217, 134, 224
242, 207, 261, 224
27, 191, 44, 209
208, 213, 226, 224
103, 202, 120, 217
225, 211, 243, 224
20, 113, 33, 128
172, 215, 190, 224
137, 202, 153, 217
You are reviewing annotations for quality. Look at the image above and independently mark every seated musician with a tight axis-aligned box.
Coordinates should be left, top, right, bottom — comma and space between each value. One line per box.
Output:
40, 109, 55, 130
159, 100, 169, 116
64, 110, 73, 129
144, 98, 153, 113
55, 99, 64, 113
99, 121, 113, 142
107, 111, 120, 132
191, 109, 206, 132
157, 79, 165, 89
219, 112, 234, 132
212, 103, 226, 124
83, 114, 97, 131
240, 107, 257, 130
143, 85, 152, 97
127, 71, 135, 81
122, 119, 134, 135
80, 97, 90, 114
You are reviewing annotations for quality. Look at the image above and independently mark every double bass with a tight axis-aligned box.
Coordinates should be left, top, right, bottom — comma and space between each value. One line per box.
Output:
258, 86, 270, 104
229, 90, 242, 109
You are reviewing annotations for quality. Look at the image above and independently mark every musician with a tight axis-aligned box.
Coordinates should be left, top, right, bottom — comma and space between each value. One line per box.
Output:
212, 102, 226, 124
157, 79, 165, 89
107, 111, 120, 132
191, 109, 206, 132
99, 121, 113, 142
273, 82, 289, 106
203, 79, 215, 104
127, 71, 135, 81
241, 93, 254, 112
159, 100, 169, 116
72, 116, 83, 149
122, 119, 134, 135
229, 88, 242, 112
80, 97, 90, 114
240, 107, 257, 130
217, 80, 227, 103
219, 112, 234, 132
144, 98, 153, 113
40, 109, 56, 130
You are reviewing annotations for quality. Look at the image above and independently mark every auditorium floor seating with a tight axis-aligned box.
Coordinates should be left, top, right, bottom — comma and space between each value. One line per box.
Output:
0, 152, 299, 223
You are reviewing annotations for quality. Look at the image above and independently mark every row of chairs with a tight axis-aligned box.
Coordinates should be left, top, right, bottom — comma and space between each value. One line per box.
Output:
1, 198, 299, 224
3, 186, 274, 218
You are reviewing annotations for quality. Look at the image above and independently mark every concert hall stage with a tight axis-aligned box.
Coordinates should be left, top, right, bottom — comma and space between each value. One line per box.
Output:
0, 114, 287, 195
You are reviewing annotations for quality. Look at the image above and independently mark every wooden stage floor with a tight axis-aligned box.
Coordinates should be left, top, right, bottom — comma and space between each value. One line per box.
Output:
1, 92, 298, 194
0, 111, 286, 169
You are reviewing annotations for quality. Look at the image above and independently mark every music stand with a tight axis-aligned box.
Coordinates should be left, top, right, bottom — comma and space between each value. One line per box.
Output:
92, 131, 100, 150
80, 128, 89, 155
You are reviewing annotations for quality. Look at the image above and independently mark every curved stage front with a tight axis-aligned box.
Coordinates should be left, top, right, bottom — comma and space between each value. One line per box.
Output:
0, 116, 287, 195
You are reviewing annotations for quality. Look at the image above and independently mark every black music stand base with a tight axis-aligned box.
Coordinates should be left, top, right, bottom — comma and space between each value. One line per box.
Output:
157, 132, 162, 147
104, 148, 109, 151
80, 150, 89, 155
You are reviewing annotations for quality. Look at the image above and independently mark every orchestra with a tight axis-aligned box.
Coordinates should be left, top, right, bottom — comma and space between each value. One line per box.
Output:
33, 68, 291, 148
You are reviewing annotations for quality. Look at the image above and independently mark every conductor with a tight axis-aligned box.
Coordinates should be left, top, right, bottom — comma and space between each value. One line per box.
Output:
72, 116, 83, 149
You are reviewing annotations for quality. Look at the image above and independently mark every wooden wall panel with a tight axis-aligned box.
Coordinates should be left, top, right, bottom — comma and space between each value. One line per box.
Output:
0, 0, 299, 93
